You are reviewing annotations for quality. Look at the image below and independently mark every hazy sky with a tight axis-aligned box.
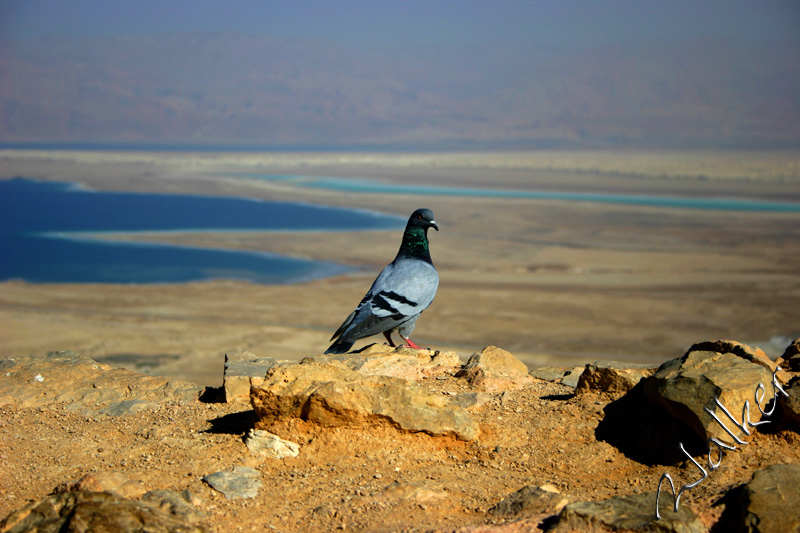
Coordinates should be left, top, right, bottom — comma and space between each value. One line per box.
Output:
2, 1, 798, 149
2, 0, 798, 49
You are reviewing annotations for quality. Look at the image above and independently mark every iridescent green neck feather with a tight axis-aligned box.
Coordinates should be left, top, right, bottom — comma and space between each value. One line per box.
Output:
397, 225, 433, 264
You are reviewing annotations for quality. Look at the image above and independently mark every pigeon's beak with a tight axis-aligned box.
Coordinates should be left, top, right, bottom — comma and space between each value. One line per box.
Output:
430, 220, 439, 231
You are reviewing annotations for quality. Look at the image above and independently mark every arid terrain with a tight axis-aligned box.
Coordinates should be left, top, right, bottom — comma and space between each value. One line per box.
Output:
1, 149, 799, 386
2, 149, 800, 532
1, 340, 799, 532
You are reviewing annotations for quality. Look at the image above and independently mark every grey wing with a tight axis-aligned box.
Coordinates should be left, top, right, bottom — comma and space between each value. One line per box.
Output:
329, 263, 396, 341
329, 308, 357, 341
341, 260, 438, 341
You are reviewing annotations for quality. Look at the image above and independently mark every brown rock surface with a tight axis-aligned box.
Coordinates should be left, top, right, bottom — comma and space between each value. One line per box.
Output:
250, 359, 479, 441
326, 344, 463, 380
2, 344, 800, 532
222, 351, 277, 402
488, 483, 568, 519
779, 379, 800, 427
54, 472, 147, 499
777, 338, 800, 372
0, 491, 207, 533
688, 339, 791, 383
457, 346, 535, 391
643, 341, 777, 445
575, 360, 658, 395
0, 351, 202, 413
244, 429, 300, 459
548, 491, 706, 533
736, 464, 800, 533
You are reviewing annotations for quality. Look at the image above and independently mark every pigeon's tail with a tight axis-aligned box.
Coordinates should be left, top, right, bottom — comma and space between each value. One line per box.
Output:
324, 338, 354, 355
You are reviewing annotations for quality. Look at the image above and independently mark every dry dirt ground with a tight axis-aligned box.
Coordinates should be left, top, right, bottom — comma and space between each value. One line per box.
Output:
2, 151, 800, 530
1, 150, 799, 387
2, 360, 799, 532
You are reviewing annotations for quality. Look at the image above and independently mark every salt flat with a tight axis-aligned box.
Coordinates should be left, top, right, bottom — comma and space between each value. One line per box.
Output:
1, 149, 798, 386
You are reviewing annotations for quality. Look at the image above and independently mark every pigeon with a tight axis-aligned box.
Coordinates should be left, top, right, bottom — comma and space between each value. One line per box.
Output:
325, 208, 439, 354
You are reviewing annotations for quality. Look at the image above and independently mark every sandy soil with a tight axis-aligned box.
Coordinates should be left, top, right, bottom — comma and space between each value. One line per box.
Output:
2, 367, 799, 532
1, 149, 799, 386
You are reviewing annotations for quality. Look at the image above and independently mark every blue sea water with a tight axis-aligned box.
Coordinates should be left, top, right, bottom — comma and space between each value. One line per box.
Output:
5, 171, 798, 284
0, 179, 403, 284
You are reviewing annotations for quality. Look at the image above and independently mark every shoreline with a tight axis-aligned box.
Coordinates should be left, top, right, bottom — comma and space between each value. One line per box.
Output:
1, 149, 798, 386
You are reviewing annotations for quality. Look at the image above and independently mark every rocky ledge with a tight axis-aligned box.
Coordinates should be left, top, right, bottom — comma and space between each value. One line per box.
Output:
1, 340, 799, 532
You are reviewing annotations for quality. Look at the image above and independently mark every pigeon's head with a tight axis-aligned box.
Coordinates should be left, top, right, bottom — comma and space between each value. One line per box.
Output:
409, 208, 439, 232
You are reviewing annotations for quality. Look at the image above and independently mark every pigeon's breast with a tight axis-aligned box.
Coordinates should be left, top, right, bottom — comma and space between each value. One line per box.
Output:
382, 259, 439, 311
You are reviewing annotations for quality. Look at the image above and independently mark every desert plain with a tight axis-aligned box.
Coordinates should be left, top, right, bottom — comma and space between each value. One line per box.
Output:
1, 148, 799, 386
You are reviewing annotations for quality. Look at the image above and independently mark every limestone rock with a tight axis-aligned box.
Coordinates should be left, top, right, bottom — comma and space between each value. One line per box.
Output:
0, 491, 207, 532
561, 366, 588, 389
776, 338, 800, 372
325, 345, 462, 380
576, 361, 657, 395
202, 466, 261, 500
0, 351, 202, 414
687, 339, 780, 374
449, 391, 494, 410
456, 346, 534, 391
736, 464, 800, 533
379, 481, 450, 505
223, 351, 277, 402
488, 484, 568, 519
528, 365, 586, 388
778, 379, 800, 427
643, 341, 775, 445
250, 360, 479, 441
548, 490, 705, 533
98, 399, 155, 417
141, 490, 205, 524
528, 366, 572, 382
54, 472, 146, 499
245, 429, 300, 459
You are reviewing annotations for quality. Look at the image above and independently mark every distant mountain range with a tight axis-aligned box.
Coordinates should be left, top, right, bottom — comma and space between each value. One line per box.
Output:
1, 33, 798, 150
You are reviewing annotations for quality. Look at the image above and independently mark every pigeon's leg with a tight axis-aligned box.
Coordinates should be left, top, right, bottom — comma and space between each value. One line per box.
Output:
383, 331, 396, 347
400, 336, 422, 350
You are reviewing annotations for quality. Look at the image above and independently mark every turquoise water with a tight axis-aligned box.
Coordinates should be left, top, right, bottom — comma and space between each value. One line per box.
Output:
0, 179, 403, 284
246, 174, 800, 212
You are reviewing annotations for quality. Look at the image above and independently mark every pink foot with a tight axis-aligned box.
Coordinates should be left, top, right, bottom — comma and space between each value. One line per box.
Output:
401, 337, 423, 350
